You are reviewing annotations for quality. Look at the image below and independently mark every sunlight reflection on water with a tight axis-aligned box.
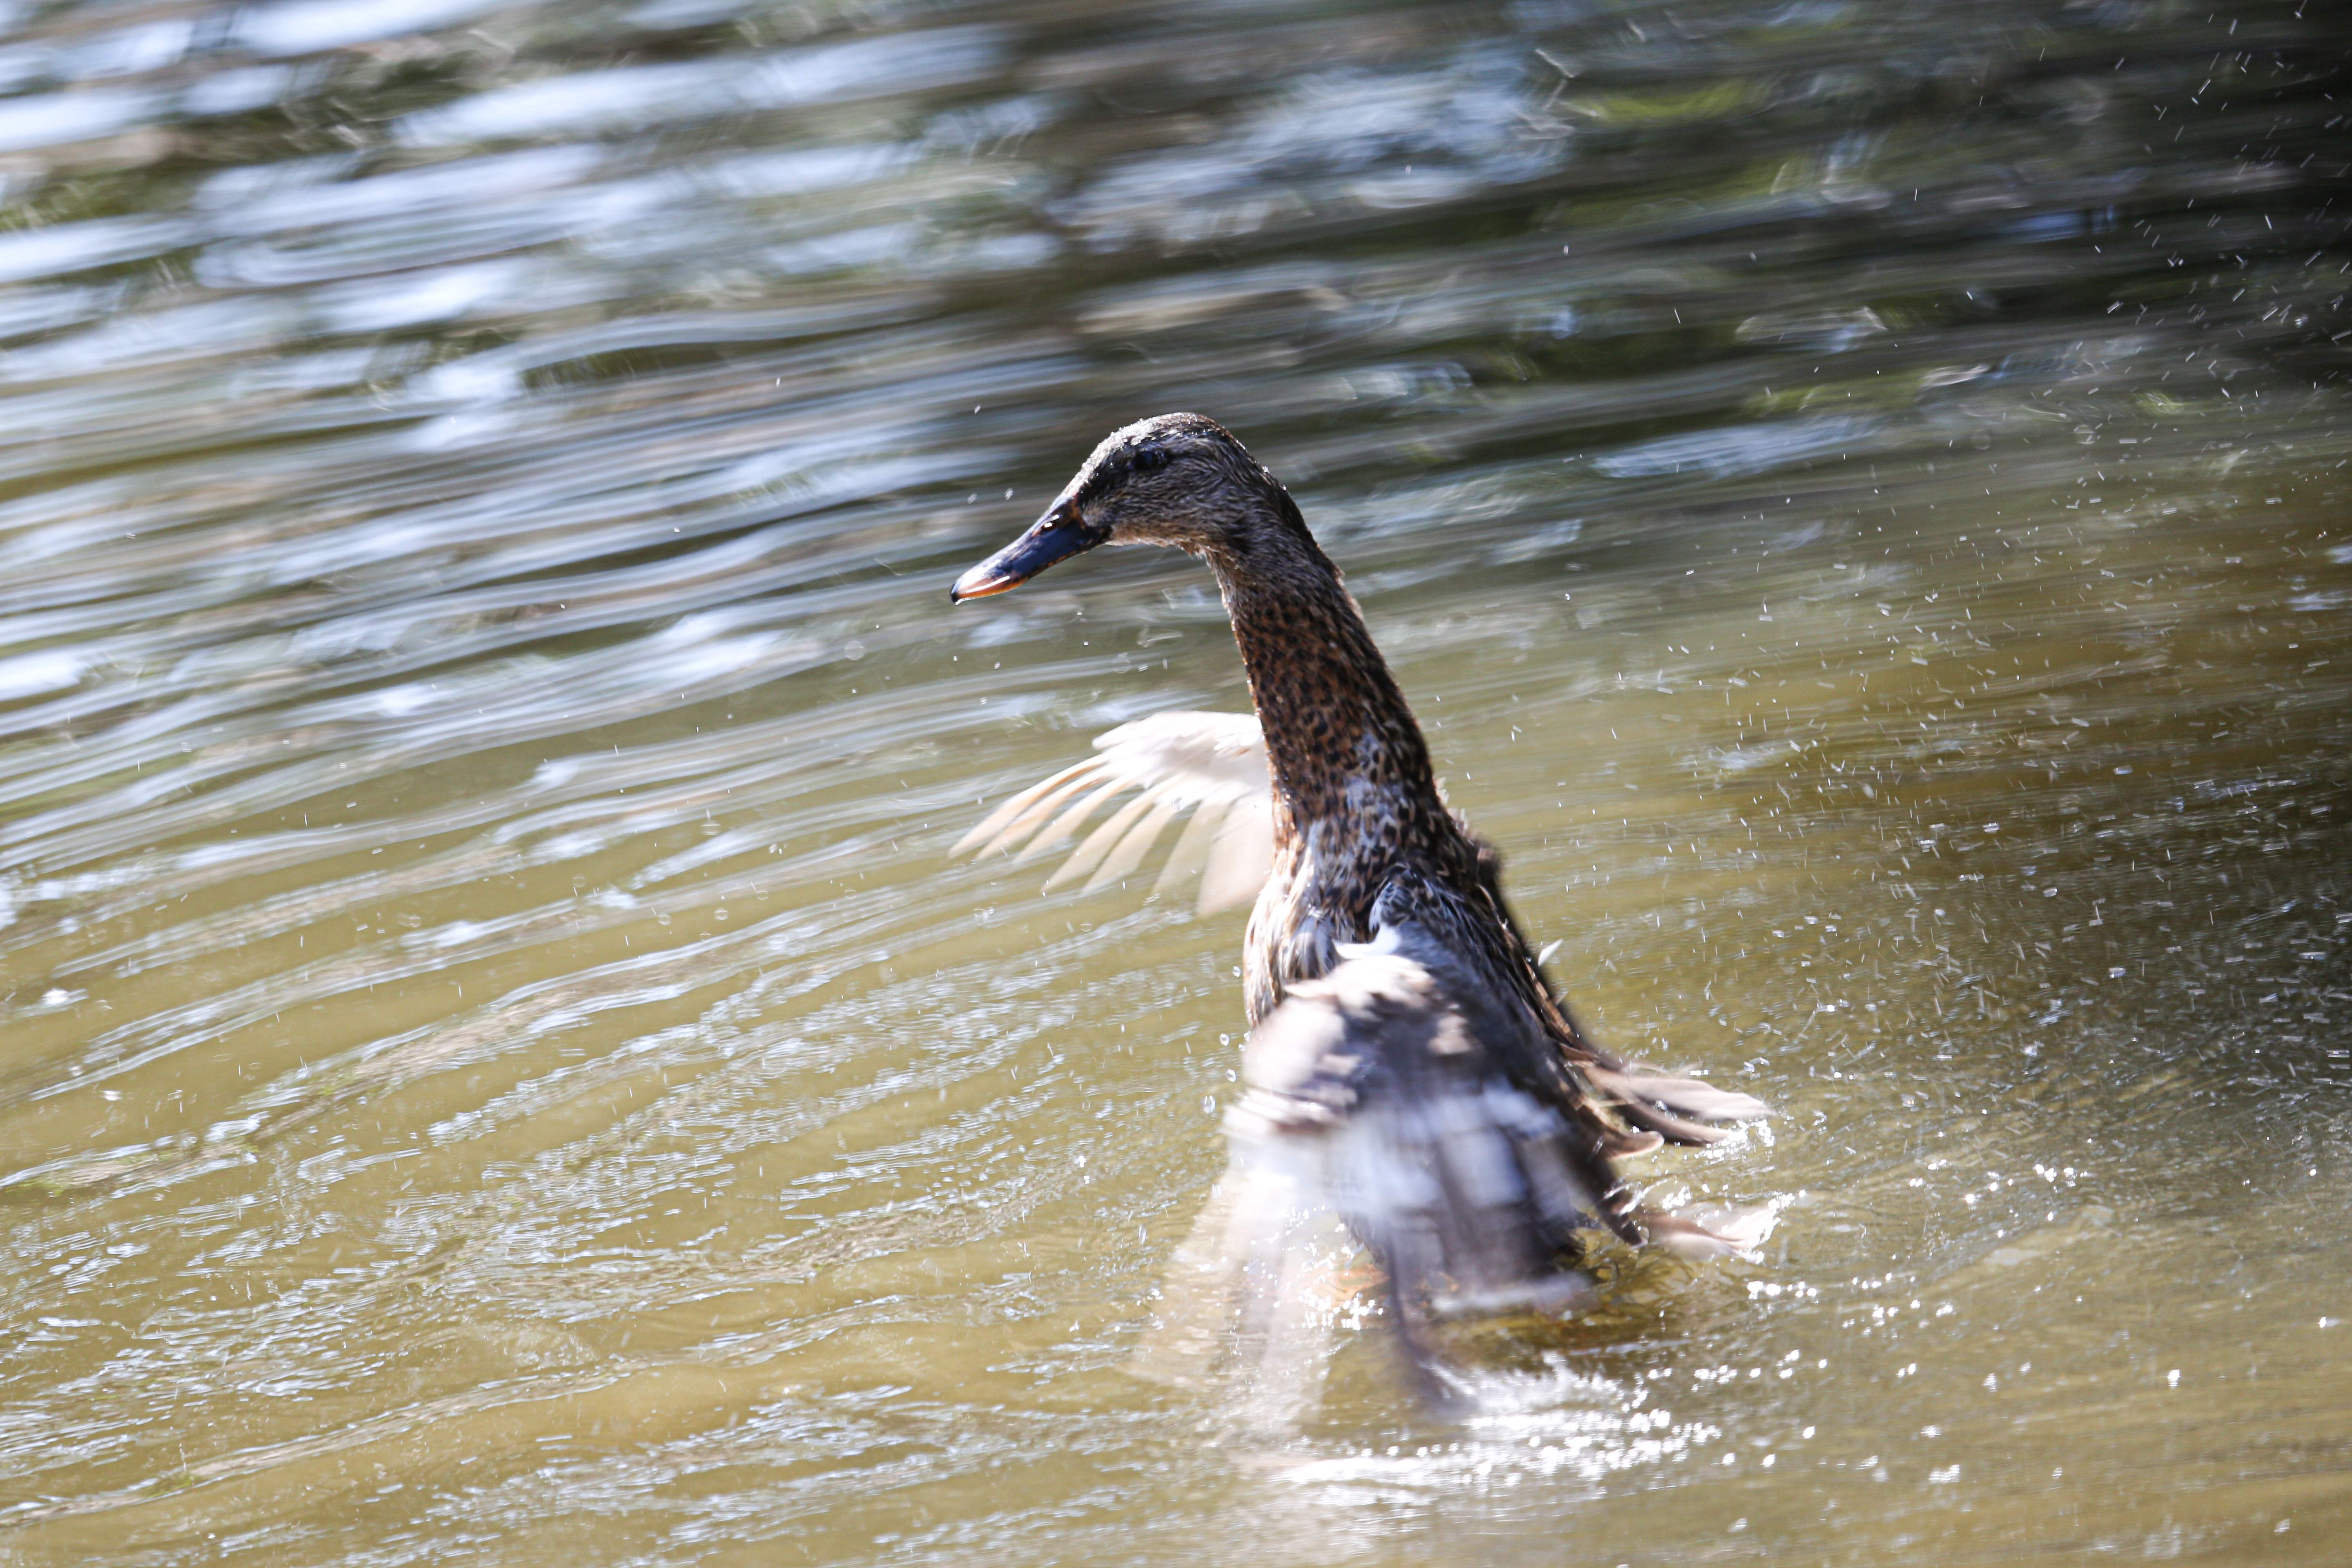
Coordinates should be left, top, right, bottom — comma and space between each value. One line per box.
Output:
0, 0, 2346, 1562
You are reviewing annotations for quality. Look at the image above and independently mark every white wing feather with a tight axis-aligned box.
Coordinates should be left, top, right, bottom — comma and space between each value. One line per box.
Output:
952, 710, 1272, 914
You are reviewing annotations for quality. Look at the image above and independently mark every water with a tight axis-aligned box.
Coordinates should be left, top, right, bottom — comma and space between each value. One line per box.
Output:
0, 0, 2347, 1561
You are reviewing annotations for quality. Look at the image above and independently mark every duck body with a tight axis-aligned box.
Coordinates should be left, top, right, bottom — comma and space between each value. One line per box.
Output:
951, 414, 1764, 1361
1203, 477, 1674, 1244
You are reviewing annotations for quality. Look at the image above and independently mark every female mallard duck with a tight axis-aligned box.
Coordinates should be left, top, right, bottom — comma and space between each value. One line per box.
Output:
950, 413, 1765, 1374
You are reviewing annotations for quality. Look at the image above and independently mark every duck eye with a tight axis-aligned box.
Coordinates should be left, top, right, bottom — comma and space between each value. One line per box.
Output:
1131, 447, 1169, 474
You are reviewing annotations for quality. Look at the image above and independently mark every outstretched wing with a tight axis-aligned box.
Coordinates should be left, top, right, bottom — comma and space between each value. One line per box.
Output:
951, 710, 1273, 914
1136, 925, 1609, 1410
1137, 906, 1771, 1410
1234, 941, 1610, 1329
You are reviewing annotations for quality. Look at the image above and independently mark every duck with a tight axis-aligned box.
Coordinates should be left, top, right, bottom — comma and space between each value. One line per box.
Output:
949, 413, 1766, 1382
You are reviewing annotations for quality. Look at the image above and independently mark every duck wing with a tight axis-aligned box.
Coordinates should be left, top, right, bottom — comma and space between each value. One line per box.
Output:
951, 710, 1272, 914
1232, 933, 1613, 1328
1139, 877, 1771, 1406
1139, 890, 1623, 1405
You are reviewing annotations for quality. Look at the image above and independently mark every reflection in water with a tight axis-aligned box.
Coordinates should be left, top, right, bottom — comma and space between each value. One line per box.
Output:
0, 0, 2346, 1561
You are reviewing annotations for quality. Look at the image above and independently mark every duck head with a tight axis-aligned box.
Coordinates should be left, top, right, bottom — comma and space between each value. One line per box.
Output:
949, 413, 1299, 601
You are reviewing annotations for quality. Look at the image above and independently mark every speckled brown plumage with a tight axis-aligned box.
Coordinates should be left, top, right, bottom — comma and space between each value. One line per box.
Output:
952, 412, 1763, 1252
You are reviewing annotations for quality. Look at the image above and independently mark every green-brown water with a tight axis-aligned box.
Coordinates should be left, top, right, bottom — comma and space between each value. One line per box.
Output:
1, 0, 2349, 1562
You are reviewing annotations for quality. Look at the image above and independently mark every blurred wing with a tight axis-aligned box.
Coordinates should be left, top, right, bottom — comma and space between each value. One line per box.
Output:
1127, 1138, 1365, 1430
1137, 930, 1606, 1406
1234, 944, 1608, 1327
1135, 888, 1775, 1410
952, 710, 1273, 914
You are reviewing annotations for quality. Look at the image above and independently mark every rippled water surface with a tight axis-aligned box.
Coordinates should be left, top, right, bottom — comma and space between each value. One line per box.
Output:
1, 0, 2350, 1561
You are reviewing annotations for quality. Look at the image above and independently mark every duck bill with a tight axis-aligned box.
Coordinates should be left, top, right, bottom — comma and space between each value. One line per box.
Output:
949, 495, 1103, 602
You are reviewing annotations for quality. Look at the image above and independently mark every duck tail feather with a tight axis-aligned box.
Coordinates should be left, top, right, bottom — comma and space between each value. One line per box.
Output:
1587, 1065, 1770, 1134
1597, 1123, 1666, 1159
1639, 1203, 1776, 1260
1613, 1099, 1741, 1147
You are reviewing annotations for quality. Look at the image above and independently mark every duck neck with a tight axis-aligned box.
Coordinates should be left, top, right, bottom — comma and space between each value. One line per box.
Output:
1203, 509, 1441, 834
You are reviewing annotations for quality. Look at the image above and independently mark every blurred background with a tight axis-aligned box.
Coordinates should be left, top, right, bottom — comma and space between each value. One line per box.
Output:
0, 0, 2347, 1562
